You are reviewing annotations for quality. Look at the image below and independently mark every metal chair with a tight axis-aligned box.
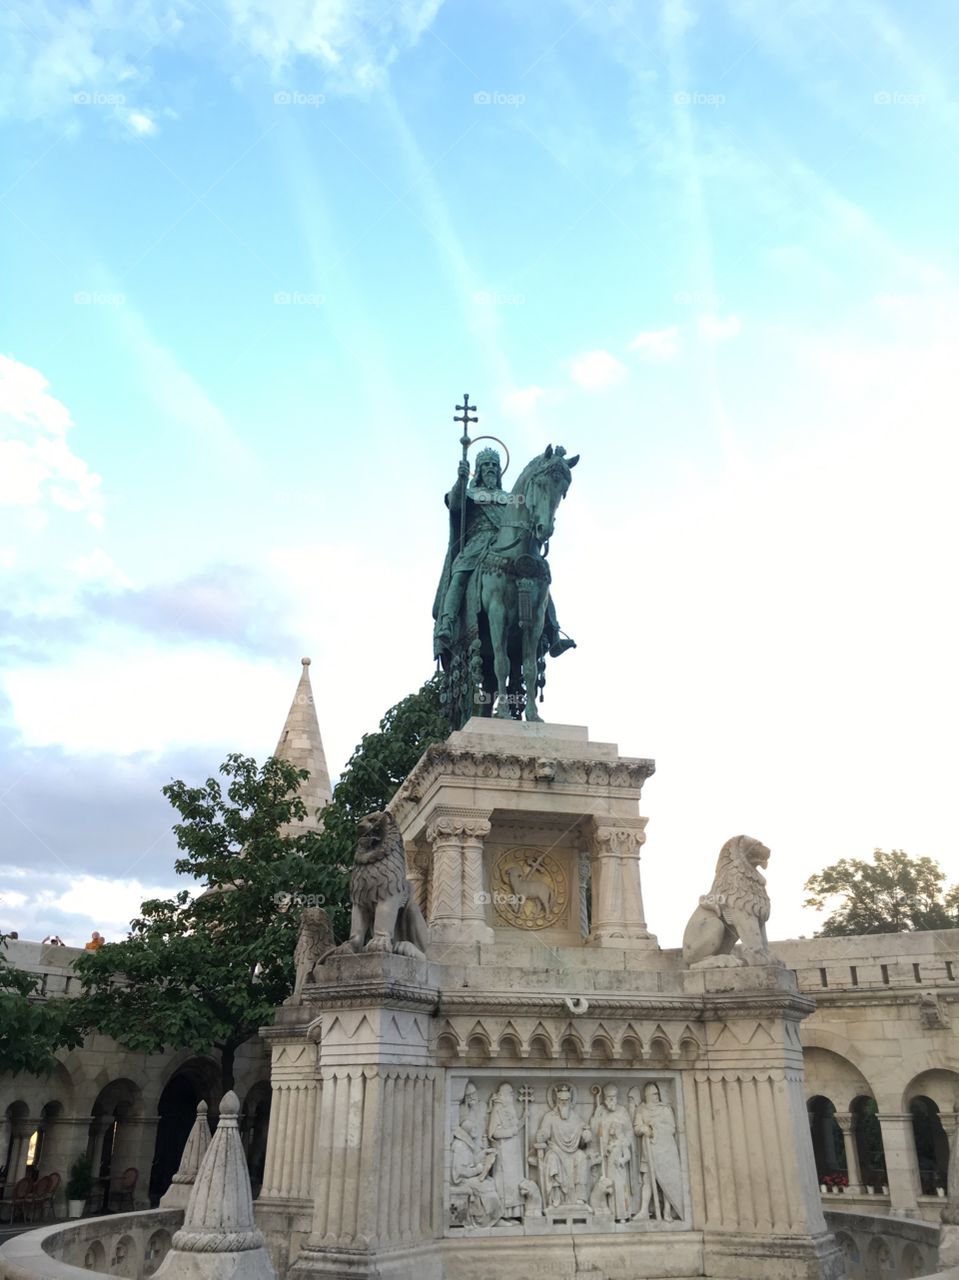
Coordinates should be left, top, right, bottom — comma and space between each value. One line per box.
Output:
108, 1167, 137, 1211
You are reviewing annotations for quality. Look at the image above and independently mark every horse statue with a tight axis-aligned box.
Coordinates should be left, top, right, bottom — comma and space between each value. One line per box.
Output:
433, 443, 578, 728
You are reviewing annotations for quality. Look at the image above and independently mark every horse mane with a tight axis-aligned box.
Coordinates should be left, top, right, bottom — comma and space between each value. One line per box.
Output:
510, 447, 571, 499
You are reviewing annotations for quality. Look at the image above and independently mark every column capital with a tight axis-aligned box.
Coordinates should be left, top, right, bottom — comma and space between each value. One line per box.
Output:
833, 1113, 855, 1134
425, 809, 492, 844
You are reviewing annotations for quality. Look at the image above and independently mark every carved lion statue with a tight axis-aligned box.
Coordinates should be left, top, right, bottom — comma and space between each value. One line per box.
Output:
681, 835, 779, 969
289, 906, 334, 1002
337, 811, 429, 959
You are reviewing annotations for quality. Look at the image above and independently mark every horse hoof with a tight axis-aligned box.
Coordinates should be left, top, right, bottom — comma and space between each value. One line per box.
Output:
525, 711, 543, 723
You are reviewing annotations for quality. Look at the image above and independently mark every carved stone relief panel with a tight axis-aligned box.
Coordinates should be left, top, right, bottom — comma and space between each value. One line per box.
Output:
444, 1069, 691, 1236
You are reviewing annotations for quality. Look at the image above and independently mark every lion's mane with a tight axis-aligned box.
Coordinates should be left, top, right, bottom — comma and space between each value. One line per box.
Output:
350, 811, 411, 912
709, 835, 770, 922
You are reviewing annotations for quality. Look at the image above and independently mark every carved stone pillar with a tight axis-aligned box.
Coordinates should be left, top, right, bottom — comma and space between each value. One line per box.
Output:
460, 819, 493, 943
877, 1112, 921, 1215
834, 1112, 864, 1193
425, 811, 493, 945
259, 1036, 319, 1204
578, 848, 590, 938
405, 848, 429, 919
587, 819, 656, 948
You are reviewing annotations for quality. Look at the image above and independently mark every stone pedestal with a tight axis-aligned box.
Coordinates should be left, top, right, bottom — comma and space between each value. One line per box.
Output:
258, 720, 842, 1280
287, 954, 441, 1280
391, 719, 658, 952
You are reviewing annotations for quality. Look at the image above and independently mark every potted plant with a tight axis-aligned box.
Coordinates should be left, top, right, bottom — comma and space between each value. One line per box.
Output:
66, 1155, 93, 1219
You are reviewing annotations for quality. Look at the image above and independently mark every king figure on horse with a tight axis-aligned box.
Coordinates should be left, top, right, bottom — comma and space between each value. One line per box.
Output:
432, 438, 578, 730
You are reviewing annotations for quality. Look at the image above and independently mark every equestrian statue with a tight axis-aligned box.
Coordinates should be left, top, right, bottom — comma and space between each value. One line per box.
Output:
433, 394, 578, 730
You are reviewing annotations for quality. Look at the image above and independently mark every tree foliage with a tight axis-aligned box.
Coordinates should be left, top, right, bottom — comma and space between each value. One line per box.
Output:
72, 677, 449, 1088
0, 935, 80, 1075
314, 674, 449, 897
803, 848, 959, 936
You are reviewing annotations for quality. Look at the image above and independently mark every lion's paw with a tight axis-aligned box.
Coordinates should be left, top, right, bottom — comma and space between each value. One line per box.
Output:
393, 941, 426, 959
364, 934, 394, 955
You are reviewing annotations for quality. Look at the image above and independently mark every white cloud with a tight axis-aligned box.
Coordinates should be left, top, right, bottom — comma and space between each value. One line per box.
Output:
502, 385, 546, 416
0, 354, 103, 524
222, 0, 445, 86
5, 644, 293, 755
627, 326, 680, 361
127, 109, 156, 134
568, 349, 627, 390
698, 312, 741, 343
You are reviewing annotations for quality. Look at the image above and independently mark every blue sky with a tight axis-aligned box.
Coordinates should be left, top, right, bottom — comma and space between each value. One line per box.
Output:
2, 0, 958, 947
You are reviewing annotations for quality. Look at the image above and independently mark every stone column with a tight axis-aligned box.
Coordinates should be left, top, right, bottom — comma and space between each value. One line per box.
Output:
460, 820, 493, 943
40, 1116, 96, 1212
940, 1107, 959, 1268
110, 1116, 158, 1206
425, 812, 492, 945
587, 819, 656, 948
877, 1113, 921, 1215
405, 849, 429, 919
259, 1034, 319, 1204
578, 848, 590, 938
835, 1113, 864, 1193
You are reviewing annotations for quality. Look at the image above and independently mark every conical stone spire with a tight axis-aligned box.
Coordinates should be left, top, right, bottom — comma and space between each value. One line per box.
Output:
274, 657, 332, 835
159, 1100, 211, 1209
158, 1091, 276, 1279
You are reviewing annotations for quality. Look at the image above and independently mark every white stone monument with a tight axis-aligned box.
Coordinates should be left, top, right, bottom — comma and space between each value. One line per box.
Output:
257, 719, 843, 1280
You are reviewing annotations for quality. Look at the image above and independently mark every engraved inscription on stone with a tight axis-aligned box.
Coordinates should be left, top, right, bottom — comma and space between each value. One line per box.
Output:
445, 1071, 689, 1235
491, 847, 568, 931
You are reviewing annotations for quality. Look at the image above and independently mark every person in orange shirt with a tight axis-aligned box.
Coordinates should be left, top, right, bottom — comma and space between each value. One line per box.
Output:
84, 931, 104, 950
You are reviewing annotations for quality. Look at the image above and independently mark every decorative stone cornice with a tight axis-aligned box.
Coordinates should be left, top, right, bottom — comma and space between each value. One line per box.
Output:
303, 977, 440, 1013
436, 989, 814, 1022
390, 743, 656, 824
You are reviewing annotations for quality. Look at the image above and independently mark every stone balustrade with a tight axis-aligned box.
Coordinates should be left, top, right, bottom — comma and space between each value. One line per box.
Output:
0, 1209, 181, 1280
822, 1209, 941, 1279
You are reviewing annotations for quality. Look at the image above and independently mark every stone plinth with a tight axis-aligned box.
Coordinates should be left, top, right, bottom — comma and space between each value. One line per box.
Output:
390, 718, 657, 951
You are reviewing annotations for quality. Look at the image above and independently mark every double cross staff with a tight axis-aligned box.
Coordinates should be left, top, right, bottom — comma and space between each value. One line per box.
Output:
453, 393, 478, 558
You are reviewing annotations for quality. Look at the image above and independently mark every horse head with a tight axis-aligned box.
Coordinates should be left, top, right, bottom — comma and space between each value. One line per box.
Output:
517, 444, 579, 544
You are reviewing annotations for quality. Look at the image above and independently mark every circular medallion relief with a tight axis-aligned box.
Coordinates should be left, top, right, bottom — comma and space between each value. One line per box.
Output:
491, 846, 568, 930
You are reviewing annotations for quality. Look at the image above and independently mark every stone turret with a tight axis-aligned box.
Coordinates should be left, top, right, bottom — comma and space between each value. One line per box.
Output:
274, 657, 332, 836
159, 1100, 211, 1210
157, 1090, 276, 1279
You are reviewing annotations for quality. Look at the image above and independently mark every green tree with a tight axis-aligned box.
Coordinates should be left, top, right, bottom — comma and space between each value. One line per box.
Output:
803, 849, 959, 936
73, 677, 449, 1089
73, 753, 343, 1090
315, 674, 449, 889
0, 935, 80, 1075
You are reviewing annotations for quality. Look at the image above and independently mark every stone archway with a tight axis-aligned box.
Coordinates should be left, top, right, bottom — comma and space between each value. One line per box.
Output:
88, 1078, 144, 1212
149, 1057, 221, 1204
851, 1094, 887, 1193
807, 1095, 845, 1185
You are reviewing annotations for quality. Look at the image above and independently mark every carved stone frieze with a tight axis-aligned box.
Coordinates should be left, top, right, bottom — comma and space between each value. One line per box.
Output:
445, 1070, 689, 1235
